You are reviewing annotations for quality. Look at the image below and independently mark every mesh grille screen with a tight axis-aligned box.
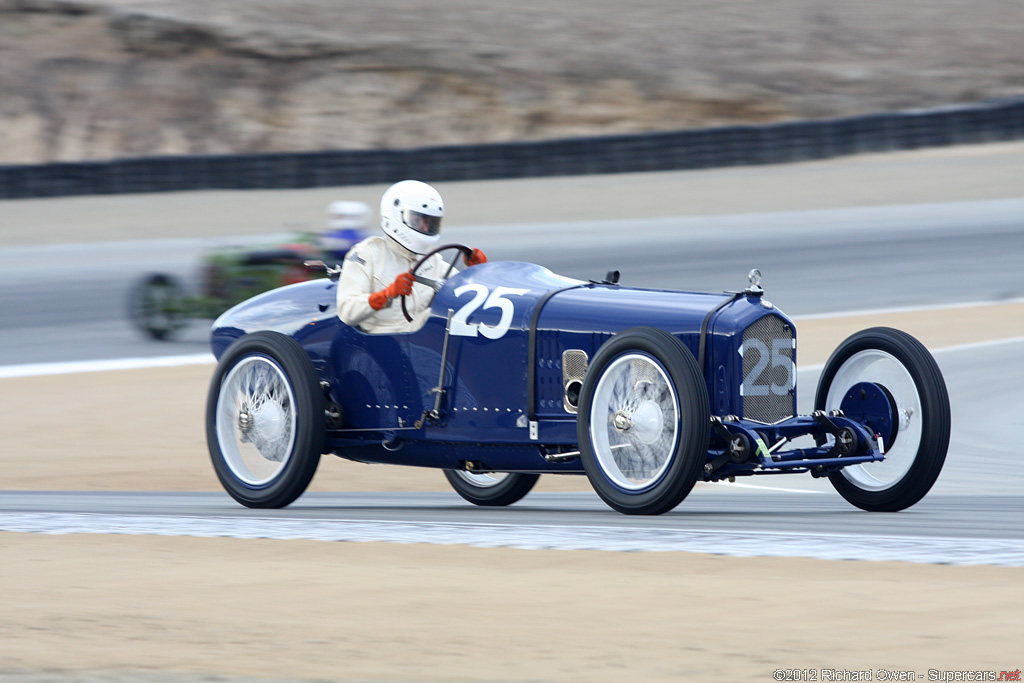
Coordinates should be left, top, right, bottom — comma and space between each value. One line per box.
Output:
741, 315, 795, 423
562, 350, 588, 383
561, 350, 589, 414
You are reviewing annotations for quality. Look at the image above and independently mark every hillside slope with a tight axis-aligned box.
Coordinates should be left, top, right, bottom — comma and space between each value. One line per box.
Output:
1, 0, 1022, 164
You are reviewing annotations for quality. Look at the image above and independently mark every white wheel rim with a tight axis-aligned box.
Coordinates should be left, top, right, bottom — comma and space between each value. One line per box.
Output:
589, 353, 680, 491
452, 471, 511, 488
825, 349, 922, 491
216, 355, 297, 486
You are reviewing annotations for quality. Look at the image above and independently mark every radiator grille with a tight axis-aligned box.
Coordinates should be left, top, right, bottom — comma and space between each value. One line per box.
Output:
741, 315, 795, 423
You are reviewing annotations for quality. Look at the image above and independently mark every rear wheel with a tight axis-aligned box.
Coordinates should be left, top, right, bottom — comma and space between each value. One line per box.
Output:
578, 327, 710, 515
128, 273, 187, 340
207, 331, 324, 508
816, 327, 950, 511
443, 470, 540, 507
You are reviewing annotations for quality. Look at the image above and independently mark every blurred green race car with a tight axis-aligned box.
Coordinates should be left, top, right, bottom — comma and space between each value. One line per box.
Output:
128, 201, 370, 340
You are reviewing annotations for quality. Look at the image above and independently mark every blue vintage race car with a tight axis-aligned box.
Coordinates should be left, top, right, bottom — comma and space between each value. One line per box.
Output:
206, 244, 950, 515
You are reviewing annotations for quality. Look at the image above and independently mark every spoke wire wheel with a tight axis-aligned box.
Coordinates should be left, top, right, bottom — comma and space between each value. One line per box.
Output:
451, 470, 510, 488
825, 349, 920, 491
216, 355, 297, 486
578, 327, 710, 515
443, 469, 540, 507
206, 331, 324, 508
589, 353, 679, 491
816, 327, 949, 512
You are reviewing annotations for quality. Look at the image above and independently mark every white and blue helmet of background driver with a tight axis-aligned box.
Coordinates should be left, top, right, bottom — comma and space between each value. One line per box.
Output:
321, 200, 371, 255
379, 180, 444, 255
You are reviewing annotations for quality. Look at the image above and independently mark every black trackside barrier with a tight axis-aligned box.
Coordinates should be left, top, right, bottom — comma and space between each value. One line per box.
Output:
1, 96, 1022, 200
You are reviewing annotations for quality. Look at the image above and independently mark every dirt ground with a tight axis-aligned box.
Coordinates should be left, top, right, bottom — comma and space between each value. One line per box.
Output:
2, 146, 1023, 680
2, 535, 1022, 682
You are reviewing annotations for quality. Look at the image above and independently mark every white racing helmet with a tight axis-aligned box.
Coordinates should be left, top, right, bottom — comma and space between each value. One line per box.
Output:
379, 180, 444, 255
320, 200, 371, 253
326, 200, 371, 230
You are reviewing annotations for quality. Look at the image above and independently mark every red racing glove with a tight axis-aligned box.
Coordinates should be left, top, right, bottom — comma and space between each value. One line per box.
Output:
465, 248, 487, 266
368, 271, 414, 311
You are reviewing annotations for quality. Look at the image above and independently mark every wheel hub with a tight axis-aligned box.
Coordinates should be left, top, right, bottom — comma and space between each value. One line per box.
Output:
611, 401, 664, 445
630, 400, 665, 445
238, 403, 254, 438
613, 411, 632, 431
234, 399, 289, 460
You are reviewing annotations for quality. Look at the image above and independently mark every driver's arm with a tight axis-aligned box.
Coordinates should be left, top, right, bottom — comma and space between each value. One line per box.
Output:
335, 242, 387, 327
337, 239, 417, 327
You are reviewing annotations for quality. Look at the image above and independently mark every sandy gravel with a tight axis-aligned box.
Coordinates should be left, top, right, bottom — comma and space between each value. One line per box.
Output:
2, 534, 1021, 682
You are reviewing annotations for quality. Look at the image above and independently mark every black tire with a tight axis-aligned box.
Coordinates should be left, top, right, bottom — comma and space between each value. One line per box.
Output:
206, 331, 324, 508
577, 327, 710, 515
128, 273, 187, 341
815, 327, 950, 512
443, 470, 540, 507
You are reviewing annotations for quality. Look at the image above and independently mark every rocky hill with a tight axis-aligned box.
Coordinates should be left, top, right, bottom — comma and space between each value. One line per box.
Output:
1, 0, 1022, 165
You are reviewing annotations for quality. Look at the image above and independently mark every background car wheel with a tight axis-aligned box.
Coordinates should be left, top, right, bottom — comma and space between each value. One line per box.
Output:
128, 273, 187, 340
206, 331, 324, 508
443, 470, 540, 507
816, 327, 950, 512
577, 327, 710, 515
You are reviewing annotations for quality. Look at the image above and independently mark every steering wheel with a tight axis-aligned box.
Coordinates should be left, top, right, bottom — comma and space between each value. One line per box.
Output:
402, 243, 474, 322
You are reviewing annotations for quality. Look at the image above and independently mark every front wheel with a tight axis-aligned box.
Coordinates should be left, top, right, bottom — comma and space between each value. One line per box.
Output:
577, 327, 710, 515
206, 331, 324, 508
816, 327, 950, 512
443, 470, 540, 507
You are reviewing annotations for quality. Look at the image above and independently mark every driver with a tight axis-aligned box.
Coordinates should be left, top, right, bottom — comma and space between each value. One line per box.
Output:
336, 180, 487, 333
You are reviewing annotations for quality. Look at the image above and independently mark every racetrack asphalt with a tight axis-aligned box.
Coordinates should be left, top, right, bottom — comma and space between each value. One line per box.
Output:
1, 196, 1022, 365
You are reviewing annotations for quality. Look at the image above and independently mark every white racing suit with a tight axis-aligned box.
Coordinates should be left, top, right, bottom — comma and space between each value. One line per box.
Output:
336, 235, 456, 334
